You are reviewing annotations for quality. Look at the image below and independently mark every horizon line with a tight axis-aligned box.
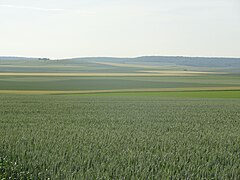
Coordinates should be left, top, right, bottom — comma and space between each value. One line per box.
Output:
0, 55, 240, 60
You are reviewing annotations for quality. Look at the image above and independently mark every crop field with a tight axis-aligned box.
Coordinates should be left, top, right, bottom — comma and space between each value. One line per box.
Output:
0, 75, 240, 92
0, 59, 239, 94
1, 94, 240, 179
0, 57, 240, 179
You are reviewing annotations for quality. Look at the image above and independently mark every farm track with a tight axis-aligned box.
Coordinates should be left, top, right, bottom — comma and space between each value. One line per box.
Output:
0, 72, 220, 77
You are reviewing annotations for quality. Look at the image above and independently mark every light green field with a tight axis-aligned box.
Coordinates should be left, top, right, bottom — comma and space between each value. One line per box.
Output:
0, 89, 240, 99
0, 75, 239, 92
75, 90, 240, 98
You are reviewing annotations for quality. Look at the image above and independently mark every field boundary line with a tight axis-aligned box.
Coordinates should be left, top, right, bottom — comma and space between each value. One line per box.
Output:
0, 72, 224, 77
0, 87, 240, 95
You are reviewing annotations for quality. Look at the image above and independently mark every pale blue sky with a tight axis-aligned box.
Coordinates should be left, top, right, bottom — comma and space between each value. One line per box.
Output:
0, 0, 239, 58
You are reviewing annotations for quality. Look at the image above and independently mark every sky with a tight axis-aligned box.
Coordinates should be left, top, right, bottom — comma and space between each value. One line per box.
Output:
0, 0, 239, 59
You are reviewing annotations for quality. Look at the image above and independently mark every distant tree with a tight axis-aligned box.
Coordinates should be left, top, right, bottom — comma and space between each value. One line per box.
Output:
38, 58, 50, 60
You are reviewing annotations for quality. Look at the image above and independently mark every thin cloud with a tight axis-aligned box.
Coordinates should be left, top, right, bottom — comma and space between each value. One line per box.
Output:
0, 4, 96, 15
0, 4, 65, 11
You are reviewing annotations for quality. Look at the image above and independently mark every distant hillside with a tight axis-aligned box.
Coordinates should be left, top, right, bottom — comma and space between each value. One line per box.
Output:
0, 57, 38, 61
1, 56, 240, 68
67, 56, 240, 68
134, 56, 240, 68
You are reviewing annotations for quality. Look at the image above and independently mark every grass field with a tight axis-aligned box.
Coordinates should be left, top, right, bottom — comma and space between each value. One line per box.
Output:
1, 94, 240, 179
0, 58, 240, 179
0, 74, 239, 91
0, 89, 240, 98
74, 90, 240, 98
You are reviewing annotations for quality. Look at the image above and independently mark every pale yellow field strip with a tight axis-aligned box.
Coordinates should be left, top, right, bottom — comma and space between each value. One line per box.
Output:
95, 62, 176, 69
0, 72, 207, 77
95, 62, 224, 72
1, 87, 240, 95
139, 71, 224, 74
